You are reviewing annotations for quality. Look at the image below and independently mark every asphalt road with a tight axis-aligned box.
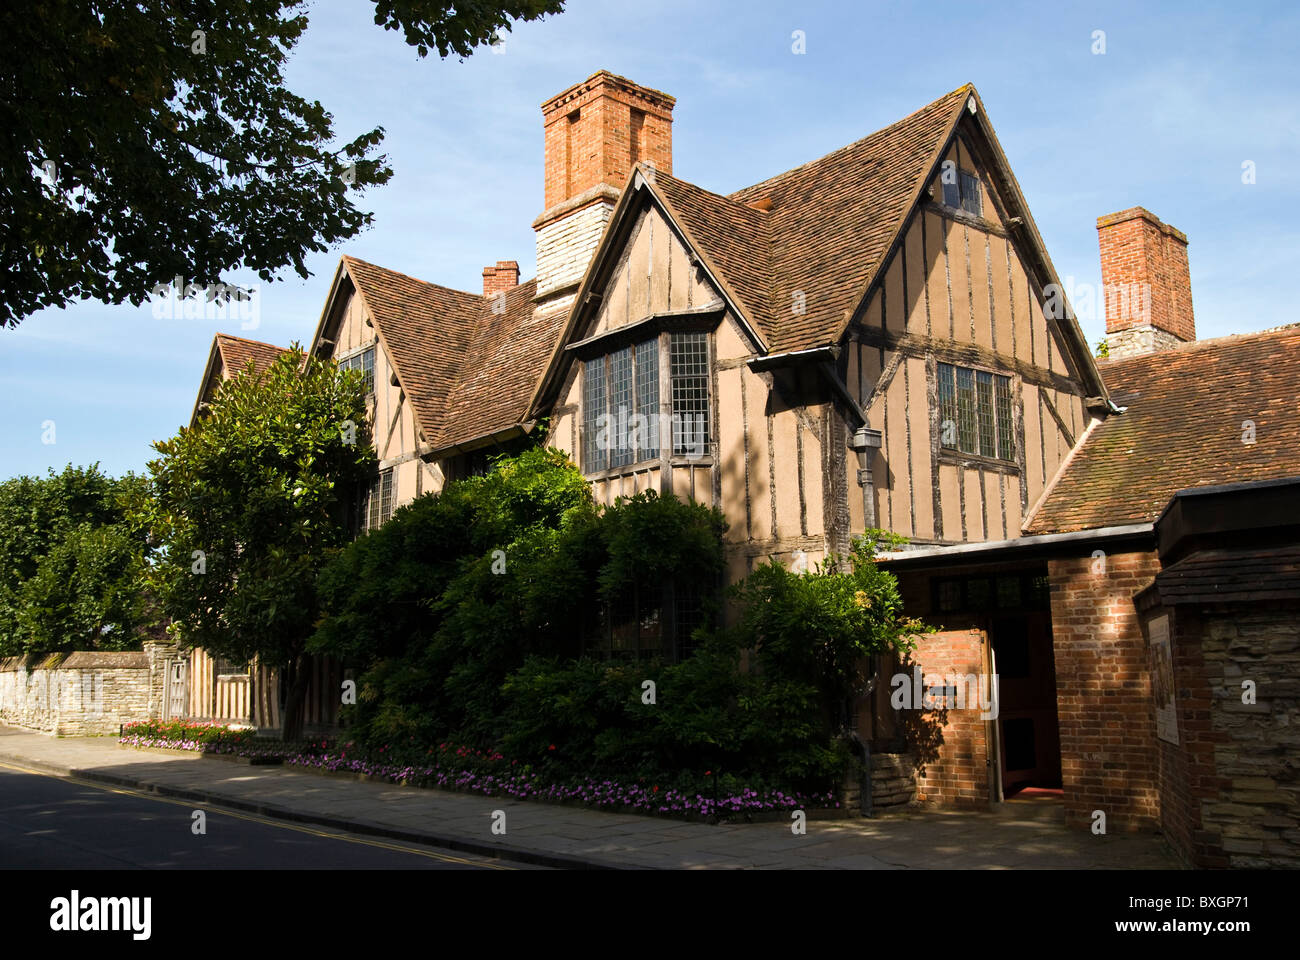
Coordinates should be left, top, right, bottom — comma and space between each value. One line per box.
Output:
0, 762, 521, 869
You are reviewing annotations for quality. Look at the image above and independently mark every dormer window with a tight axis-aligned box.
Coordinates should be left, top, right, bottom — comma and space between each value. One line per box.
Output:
943, 169, 982, 217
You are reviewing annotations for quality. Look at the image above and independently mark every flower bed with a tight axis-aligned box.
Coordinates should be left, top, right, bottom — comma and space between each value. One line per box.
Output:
120, 719, 257, 752
118, 733, 838, 821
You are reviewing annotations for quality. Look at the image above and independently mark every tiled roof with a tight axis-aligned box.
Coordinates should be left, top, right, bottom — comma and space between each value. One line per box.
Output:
341, 257, 554, 449
338, 85, 1053, 449
653, 173, 775, 342
677, 85, 971, 352
1026, 325, 1300, 534
341, 256, 482, 446
438, 278, 559, 448
215, 334, 286, 377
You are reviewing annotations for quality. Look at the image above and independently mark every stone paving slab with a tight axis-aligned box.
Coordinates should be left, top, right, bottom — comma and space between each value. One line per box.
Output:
0, 725, 1184, 870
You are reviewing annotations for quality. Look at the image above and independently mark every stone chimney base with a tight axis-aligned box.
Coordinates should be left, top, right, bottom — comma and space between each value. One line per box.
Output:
1106, 323, 1183, 360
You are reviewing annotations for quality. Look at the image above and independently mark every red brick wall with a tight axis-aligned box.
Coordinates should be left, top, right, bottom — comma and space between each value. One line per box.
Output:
1097, 207, 1195, 343
542, 72, 674, 210
1149, 609, 1230, 867
1048, 550, 1161, 830
909, 629, 992, 807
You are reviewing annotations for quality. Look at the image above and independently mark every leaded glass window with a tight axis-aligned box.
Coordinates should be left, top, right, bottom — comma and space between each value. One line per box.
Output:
937, 362, 1015, 462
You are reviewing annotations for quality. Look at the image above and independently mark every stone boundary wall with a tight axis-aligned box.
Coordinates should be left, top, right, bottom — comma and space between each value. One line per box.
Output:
1191, 608, 1300, 868
0, 642, 176, 736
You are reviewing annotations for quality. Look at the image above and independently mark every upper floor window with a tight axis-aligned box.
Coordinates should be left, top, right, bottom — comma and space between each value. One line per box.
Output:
582, 331, 710, 473
340, 345, 376, 394
937, 362, 1015, 461
670, 332, 710, 457
943, 169, 982, 217
359, 467, 394, 532
583, 338, 658, 472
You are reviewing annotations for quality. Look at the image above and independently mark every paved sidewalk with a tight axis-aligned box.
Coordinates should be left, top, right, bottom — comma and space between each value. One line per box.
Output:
0, 725, 1182, 870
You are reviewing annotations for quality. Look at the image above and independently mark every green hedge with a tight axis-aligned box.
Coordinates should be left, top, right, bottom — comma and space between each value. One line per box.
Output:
310, 447, 928, 798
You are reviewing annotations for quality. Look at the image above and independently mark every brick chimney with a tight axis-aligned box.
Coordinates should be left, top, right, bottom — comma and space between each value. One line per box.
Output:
482, 260, 519, 297
1097, 207, 1195, 359
533, 71, 674, 315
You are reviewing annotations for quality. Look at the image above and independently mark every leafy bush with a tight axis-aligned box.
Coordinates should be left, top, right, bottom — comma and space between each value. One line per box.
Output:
310, 447, 929, 803
0, 465, 156, 657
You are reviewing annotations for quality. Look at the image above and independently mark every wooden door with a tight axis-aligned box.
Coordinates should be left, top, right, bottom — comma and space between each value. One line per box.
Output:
166, 660, 188, 720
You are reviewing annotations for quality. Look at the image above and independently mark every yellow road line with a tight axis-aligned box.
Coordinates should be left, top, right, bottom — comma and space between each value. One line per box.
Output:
0, 758, 516, 870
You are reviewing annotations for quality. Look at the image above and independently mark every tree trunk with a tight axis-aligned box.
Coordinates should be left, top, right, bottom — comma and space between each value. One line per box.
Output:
280, 653, 311, 742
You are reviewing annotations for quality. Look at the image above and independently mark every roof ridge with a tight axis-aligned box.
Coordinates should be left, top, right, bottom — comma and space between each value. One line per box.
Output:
728, 84, 972, 200
1101, 322, 1300, 365
655, 168, 762, 211
214, 332, 286, 349
343, 254, 484, 302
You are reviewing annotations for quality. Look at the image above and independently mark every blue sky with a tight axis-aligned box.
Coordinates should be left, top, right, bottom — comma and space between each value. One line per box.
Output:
3, 0, 1296, 480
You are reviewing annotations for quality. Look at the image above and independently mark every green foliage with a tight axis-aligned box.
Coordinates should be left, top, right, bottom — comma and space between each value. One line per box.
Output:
730, 530, 928, 709
313, 446, 597, 743
311, 450, 927, 797
1095, 338, 1110, 359
371, 0, 566, 59
1, 0, 565, 326
313, 450, 729, 755
142, 346, 373, 673
0, 465, 155, 657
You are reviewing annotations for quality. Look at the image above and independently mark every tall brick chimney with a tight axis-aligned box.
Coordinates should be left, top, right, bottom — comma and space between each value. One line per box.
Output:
533, 71, 674, 318
482, 260, 519, 297
1097, 207, 1195, 359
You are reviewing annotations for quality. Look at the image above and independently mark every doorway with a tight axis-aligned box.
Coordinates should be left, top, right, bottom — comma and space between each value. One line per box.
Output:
990, 611, 1062, 794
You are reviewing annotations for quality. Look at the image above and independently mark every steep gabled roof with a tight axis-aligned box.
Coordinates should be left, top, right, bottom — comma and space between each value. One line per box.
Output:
339, 255, 483, 447
620, 88, 970, 355
190, 333, 289, 426
727, 86, 971, 352
215, 333, 287, 375
1026, 325, 1300, 534
311, 256, 552, 453
653, 172, 775, 340
539, 83, 1107, 406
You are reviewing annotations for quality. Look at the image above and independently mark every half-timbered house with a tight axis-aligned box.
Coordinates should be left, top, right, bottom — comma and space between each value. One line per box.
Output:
178, 72, 1300, 865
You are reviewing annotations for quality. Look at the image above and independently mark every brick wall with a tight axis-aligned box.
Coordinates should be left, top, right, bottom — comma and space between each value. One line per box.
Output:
908, 629, 992, 806
1097, 207, 1195, 350
1048, 550, 1162, 829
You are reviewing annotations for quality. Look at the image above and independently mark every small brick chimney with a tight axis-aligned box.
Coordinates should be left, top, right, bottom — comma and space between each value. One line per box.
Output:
482, 260, 519, 297
533, 71, 675, 314
1097, 207, 1195, 359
